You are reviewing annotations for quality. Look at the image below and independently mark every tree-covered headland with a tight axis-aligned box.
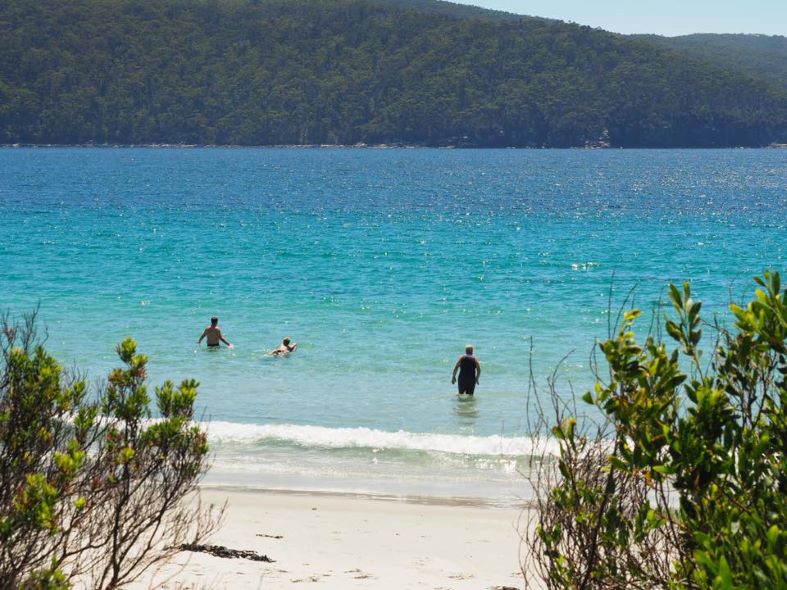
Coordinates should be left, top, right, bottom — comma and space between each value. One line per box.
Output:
0, 0, 786, 147
636, 33, 787, 91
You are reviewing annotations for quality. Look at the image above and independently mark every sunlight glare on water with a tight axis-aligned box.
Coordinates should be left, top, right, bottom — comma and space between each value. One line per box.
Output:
2, 147, 785, 503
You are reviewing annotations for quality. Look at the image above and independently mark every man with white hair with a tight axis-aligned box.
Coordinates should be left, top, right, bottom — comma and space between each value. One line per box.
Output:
451, 344, 481, 395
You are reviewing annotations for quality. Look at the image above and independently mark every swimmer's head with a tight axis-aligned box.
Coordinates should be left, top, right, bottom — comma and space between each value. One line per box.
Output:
465, 344, 474, 354
283, 337, 291, 345
211, 316, 219, 326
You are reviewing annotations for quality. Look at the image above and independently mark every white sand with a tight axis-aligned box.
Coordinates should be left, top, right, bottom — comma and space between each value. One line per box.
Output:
137, 487, 530, 589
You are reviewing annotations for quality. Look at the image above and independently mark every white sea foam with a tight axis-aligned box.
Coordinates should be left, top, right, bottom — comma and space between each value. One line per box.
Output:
202, 421, 557, 457
571, 261, 599, 271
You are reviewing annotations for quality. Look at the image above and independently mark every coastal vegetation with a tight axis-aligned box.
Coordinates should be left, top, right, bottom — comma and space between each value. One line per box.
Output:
523, 272, 787, 589
636, 33, 787, 90
0, 312, 221, 588
1, 0, 786, 147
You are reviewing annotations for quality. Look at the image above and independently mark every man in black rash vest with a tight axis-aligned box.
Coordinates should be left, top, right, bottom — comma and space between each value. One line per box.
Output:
451, 344, 481, 395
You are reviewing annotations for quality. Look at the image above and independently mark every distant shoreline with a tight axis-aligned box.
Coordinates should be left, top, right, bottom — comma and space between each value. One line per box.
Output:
2, 143, 784, 149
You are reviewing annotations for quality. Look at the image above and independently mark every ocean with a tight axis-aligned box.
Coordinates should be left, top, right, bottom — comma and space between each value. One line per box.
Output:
2, 147, 785, 505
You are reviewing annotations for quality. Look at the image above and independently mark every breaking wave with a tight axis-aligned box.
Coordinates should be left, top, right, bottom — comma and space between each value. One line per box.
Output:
203, 421, 556, 457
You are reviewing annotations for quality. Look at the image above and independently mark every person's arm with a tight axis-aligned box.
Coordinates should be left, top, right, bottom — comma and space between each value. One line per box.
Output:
451, 358, 460, 384
289, 343, 298, 352
198, 329, 207, 344
218, 329, 233, 348
475, 359, 481, 384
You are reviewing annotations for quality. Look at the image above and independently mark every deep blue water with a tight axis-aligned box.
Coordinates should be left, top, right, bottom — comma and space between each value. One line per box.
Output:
2, 147, 785, 503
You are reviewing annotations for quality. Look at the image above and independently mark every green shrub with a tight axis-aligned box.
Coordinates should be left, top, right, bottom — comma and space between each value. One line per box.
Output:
524, 272, 787, 590
0, 313, 222, 589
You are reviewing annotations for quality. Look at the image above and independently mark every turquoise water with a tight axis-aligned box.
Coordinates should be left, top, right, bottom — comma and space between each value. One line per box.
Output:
2, 147, 785, 504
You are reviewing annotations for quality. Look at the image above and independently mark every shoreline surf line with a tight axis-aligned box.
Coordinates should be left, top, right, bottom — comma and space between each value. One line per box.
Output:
202, 421, 560, 457
197, 483, 535, 510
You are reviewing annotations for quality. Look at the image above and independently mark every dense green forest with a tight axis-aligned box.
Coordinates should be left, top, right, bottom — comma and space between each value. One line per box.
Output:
367, 0, 520, 22
1, 0, 786, 147
638, 33, 787, 90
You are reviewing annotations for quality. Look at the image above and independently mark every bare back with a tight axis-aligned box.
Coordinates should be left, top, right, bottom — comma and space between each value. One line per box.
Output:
202, 325, 223, 346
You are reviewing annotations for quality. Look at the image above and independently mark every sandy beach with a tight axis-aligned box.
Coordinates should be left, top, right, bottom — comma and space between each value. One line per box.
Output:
134, 487, 529, 590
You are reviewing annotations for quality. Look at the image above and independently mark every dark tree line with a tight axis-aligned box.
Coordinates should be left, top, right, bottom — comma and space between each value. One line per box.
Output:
636, 33, 787, 91
1, 0, 786, 147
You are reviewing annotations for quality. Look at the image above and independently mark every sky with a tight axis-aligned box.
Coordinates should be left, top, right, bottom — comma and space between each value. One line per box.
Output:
449, 0, 787, 36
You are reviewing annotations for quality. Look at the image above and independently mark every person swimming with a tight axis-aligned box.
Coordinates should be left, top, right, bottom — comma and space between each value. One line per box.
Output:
271, 337, 297, 356
198, 316, 233, 349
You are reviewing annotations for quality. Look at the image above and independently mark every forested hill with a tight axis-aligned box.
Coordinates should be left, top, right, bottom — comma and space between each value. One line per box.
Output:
635, 34, 787, 91
366, 0, 521, 22
1, 0, 786, 147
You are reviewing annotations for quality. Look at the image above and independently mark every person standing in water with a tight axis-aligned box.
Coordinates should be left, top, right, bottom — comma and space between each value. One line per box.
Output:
272, 337, 297, 356
451, 344, 481, 395
198, 316, 233, 349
